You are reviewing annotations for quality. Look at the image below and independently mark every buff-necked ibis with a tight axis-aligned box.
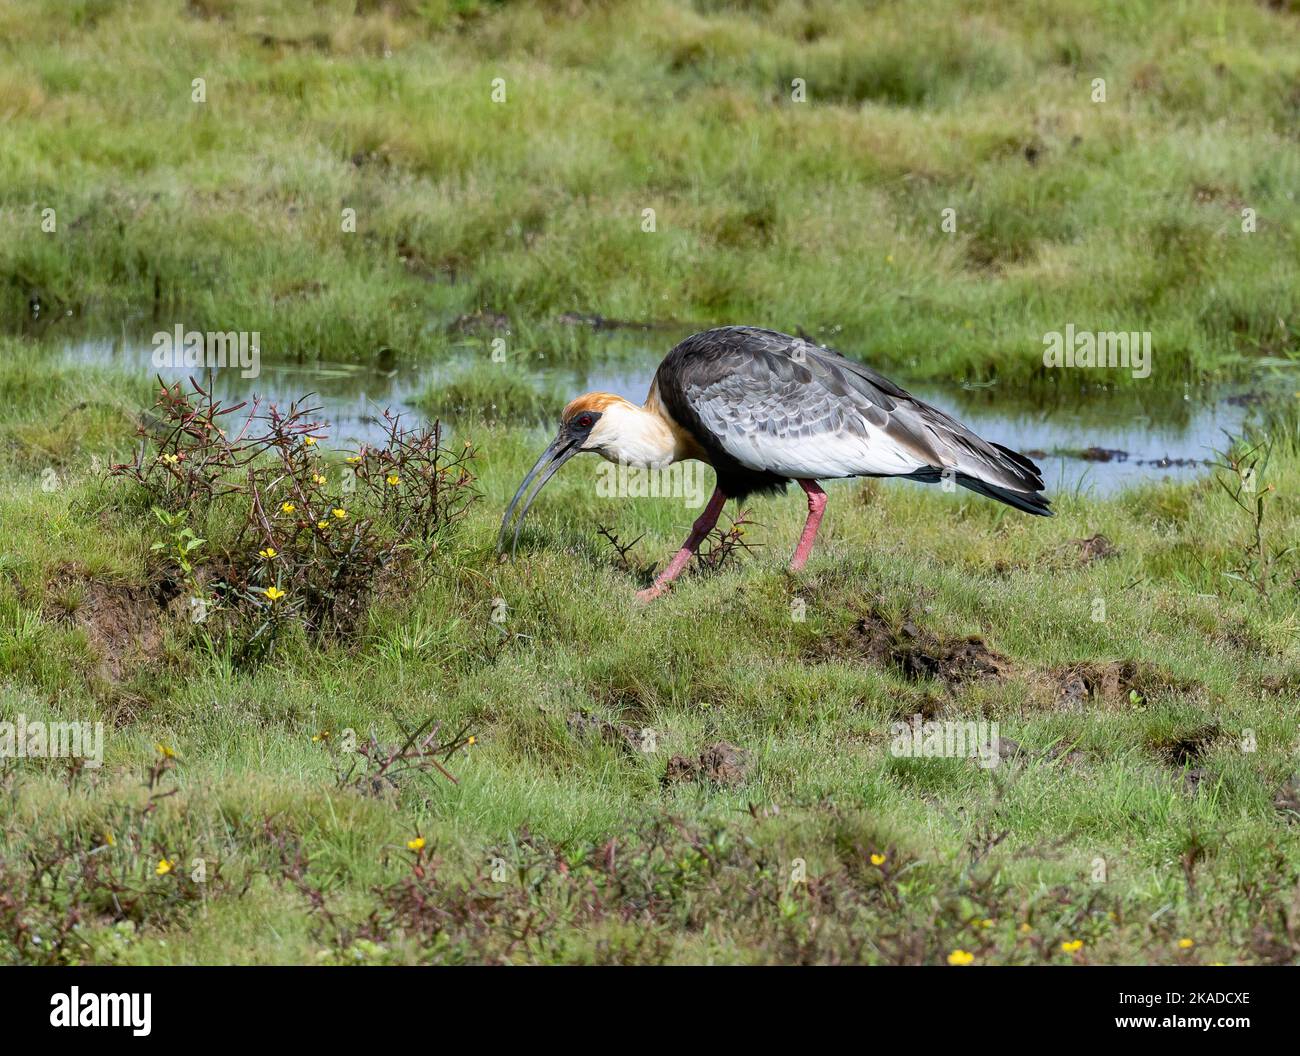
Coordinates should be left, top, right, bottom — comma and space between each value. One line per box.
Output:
499, 326, 1051, 602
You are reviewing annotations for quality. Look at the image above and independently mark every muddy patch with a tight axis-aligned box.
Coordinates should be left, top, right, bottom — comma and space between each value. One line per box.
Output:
662, 741, 752, 788
1151, 723, 1222, 767
1073, 446, 1129, 463
1064, 534, 1118, 564
1050, 660, 1196, 711
47, 565, 177, 682
566, 709, 642, 756
824, 608, 1012, 691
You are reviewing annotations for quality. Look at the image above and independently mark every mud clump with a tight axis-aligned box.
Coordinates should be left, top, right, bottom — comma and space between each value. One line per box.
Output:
1075, 447, 1128, 463
1054, 668, 1092, 710
663, 755, 699, 785
566, 710, 641, 756
832, 609, 1011, 690
1051, 660, 1196, 710
700, 742, 750, 785
662, 741, 752, 788
1067, 534, 1118, 564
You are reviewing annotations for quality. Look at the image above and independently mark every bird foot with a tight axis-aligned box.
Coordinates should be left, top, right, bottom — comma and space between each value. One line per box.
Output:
635, 585, 666, 604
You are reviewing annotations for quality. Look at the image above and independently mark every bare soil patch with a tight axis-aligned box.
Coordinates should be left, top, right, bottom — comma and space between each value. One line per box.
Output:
566, 709, 641, 756
822, 608, 1013, 691
1050, 660, 1197, 710
1065, 534, 1118, 564
662, 741, 752, 788
47, 564, 178, 681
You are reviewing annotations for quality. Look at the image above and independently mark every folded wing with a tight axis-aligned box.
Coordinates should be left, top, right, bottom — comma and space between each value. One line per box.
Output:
656, 327, 1047, 505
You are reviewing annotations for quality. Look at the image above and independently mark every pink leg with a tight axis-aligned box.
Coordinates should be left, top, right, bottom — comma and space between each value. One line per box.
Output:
789, 480, 827, 571
635, 487, 728, 603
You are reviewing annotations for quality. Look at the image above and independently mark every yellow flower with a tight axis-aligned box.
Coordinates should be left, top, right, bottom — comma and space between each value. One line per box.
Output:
406, 837, 426, 852
979, 918, 994, 928
311, 730, 330, 742
103, 832, 116, 847
947, 949, 975, 966
332, 508, 347, 519
280, 502, 295, 514
155, 743, 176, 758
303, 436, 317, 446
1019, 922, 1032, 934
467, 735, 476, 746
1061, 939, 1084, 954
1178, 938, 1195, 950
346, 455, 362, 464
258, 547, 277, 559
317, 520, 328, 529
155, 858, 174, 876
312, 474, 327, 486
386, 474, 400, 486
158, 453, 179, 465
870, 853, 886, 866
264, 586, 286, 601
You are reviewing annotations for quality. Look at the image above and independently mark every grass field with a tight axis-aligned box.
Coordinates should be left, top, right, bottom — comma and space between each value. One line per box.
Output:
3, 0, 1299, 382
1, 1, 1299, 965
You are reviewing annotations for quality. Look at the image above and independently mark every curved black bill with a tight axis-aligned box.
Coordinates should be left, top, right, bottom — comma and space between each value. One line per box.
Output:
497, 433, 580, 557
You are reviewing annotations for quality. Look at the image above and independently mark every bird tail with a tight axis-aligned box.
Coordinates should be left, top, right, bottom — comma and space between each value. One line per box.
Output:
953, 439, 1052, 516
903, 439, 1052, 516
955, 474, 1053, 516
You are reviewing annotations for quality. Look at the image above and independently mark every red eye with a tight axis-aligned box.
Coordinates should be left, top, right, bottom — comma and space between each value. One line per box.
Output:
578, 415, 594, 428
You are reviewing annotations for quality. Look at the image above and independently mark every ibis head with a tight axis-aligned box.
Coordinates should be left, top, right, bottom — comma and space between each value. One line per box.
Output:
498, 392, 681, 557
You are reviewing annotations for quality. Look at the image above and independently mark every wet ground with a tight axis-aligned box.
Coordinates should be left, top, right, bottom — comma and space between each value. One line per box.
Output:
66, 335, 1275, 495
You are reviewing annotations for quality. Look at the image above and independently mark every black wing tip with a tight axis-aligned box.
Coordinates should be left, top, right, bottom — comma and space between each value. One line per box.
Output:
989, 440, 1046, 481
956, 476, 1054, 516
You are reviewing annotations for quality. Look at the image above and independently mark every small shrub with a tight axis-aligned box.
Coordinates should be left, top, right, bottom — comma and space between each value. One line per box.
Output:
112, 378, 478, 663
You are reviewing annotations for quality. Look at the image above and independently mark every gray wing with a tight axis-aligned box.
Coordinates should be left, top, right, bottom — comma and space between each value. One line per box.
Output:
657, 327, 1046, 495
